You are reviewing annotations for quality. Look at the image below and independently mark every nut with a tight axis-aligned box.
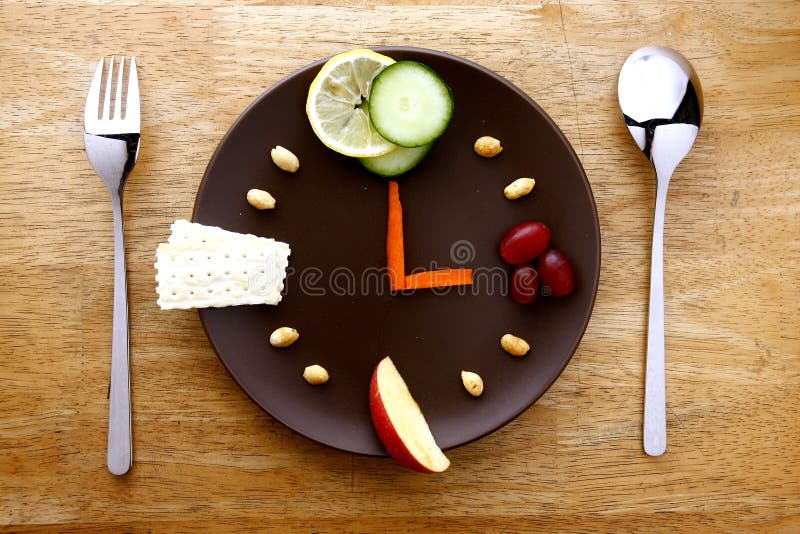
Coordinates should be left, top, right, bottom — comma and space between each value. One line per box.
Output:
504, 178, 535, 200
474, 136, 503, 157
270, 145, 300, 173
303, 364, 329, 385
269, 327, 299, 347
501, 333, 530, 357
247, 188, 276, 210
461, 371, 484, 397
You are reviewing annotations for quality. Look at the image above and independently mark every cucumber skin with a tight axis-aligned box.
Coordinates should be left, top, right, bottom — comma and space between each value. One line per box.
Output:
358, 143, 434, 177
368, 61, 454, 148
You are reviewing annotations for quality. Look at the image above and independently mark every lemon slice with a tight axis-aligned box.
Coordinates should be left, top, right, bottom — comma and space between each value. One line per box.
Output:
306, 49, 398, 158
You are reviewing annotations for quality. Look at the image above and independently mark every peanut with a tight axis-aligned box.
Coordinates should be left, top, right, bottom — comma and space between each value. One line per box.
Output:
504, 178, 536, 200
269, 327, 299, 347
461, 371, 484, 397
270, 145, 300, 173
501, 333, 530, 357
303, 364, 329, 385
247, 188, 276, 210
474, 136, 503, 157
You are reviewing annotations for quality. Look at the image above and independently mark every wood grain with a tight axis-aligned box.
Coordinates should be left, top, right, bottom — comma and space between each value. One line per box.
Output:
1, 1, 799, 532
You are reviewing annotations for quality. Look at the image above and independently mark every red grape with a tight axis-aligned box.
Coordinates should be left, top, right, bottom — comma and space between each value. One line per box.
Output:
538, 249, 575, 297
510, 265, 540, 304
499, 221, 551, 265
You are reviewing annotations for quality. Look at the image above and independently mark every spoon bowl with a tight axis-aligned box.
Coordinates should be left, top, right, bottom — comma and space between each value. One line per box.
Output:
618, 46, 703, 456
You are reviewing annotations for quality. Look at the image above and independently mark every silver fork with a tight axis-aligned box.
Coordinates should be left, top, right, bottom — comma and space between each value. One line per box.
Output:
84, 56, 140, 475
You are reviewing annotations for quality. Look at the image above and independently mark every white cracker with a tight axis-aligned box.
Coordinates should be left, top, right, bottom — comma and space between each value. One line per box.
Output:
155, 221, 290, 310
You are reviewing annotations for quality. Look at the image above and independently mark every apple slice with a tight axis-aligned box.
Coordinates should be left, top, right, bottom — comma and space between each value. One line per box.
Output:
369, 356, 450, 473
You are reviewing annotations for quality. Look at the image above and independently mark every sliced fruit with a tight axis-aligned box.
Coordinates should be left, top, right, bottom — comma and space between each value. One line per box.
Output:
369, 356, 450, 473
368, 61, 453, 147
359, 143, 434, 177
306, 49, 398, 157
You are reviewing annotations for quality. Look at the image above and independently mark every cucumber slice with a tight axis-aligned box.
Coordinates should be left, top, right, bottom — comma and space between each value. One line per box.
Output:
359, 143, 434, 177
368, 61, 453, 147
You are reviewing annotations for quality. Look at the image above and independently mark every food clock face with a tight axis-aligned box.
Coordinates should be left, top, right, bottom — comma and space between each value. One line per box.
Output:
193, 47, 600, 456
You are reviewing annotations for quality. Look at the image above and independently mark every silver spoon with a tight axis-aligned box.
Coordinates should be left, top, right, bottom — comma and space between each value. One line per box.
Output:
618, 46, 703, 456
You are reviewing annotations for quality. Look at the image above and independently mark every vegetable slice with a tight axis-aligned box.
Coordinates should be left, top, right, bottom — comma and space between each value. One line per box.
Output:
368, 61, 453, 147
387, 180, 405, 290
404, 269, 473, 290
359, 143, 434, 177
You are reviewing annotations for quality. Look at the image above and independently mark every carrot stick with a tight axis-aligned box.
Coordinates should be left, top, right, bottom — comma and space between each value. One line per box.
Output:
387, 181, 405, 290
404, 269, 473, 290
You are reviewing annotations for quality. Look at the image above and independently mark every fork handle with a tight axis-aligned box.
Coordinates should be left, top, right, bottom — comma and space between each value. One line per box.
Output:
107, 192, 132, 475
644, 180, 669, 457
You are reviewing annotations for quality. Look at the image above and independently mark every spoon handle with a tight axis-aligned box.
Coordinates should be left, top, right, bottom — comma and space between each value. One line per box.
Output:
644, 180, 668, 456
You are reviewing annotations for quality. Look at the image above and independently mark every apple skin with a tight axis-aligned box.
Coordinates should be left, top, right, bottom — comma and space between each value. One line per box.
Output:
369, 357, 449, 473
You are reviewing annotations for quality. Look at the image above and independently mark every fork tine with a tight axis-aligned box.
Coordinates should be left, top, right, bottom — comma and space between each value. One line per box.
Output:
126, 57, 140, 132
102, 56, 114, 120
84, 57, 105, 128
114, 56, 125, 120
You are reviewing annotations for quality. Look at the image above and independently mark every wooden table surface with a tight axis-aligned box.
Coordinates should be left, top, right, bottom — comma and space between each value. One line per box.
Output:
2, 1, 799, 532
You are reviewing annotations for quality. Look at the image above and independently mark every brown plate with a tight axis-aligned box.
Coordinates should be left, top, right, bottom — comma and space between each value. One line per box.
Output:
193, 47, 600, 455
